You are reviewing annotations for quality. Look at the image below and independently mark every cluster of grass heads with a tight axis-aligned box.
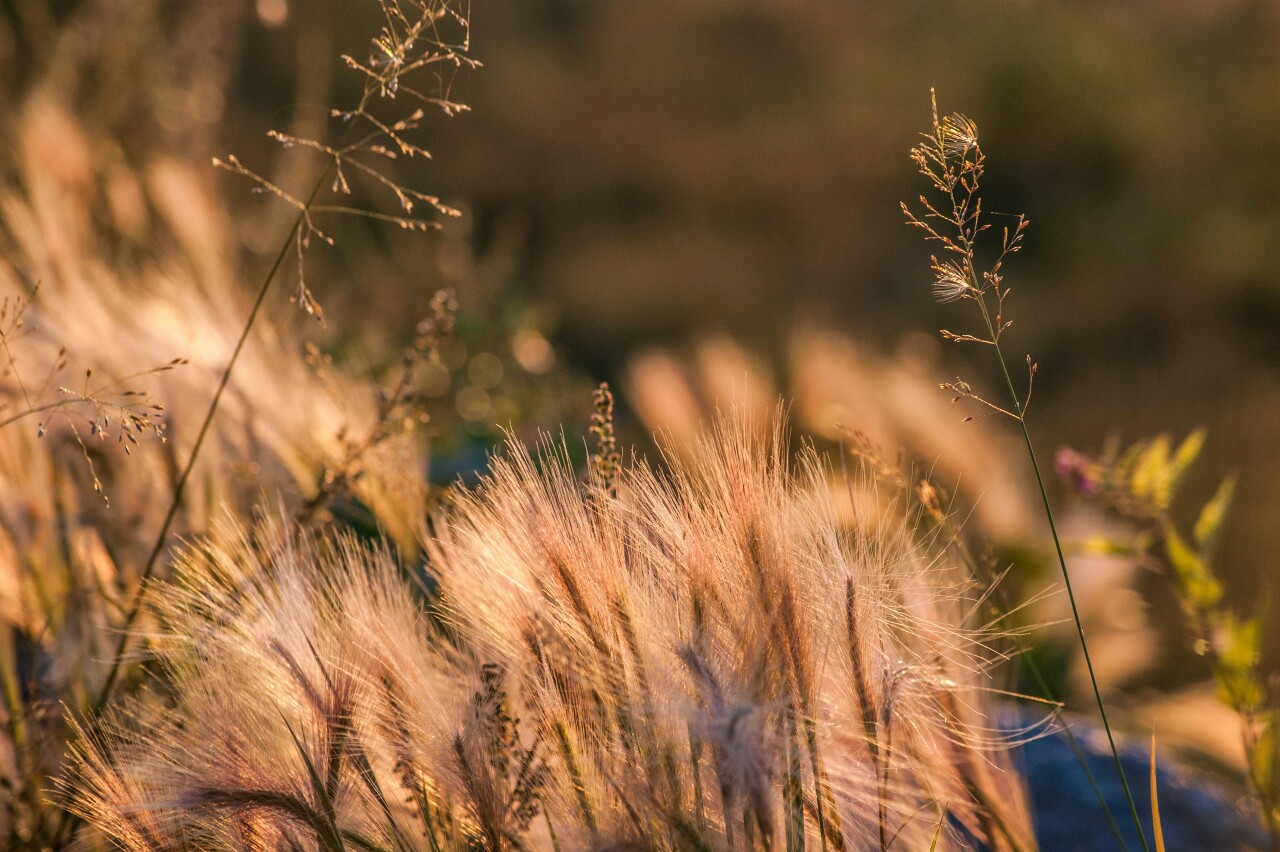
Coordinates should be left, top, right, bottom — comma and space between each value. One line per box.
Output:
64, 415, 1036, 850
0, 1, 471, 845
0, 106, 439, 848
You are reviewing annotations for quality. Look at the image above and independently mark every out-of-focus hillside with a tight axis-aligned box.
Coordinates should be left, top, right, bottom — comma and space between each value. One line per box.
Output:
243, 1, 1280, 614
4, 0, 1278, 652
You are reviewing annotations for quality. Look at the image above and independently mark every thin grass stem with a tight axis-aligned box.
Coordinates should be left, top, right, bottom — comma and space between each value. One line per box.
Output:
974, 294, 1150, 852
91, 162, 334, 713
929, 457, 1129, 850
53, 162, 335, 850
1021, 655, 1128, 850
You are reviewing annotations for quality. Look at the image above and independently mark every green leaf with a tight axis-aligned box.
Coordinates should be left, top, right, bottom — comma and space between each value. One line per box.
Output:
1213, 614, 1264, 711
1163, 522, 1222, 610
1069, 536, 1137, 557
1129, 436, 1171, 507
1217, 614, 1261, 671
1169, 429, 1206, 491
1194, 474, 1237, 559
1128, 430, 1205, 513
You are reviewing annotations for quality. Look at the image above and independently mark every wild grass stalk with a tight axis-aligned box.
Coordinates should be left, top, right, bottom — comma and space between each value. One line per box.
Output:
88, 167, 331, 718
0, 76, 450, 849
902, 92, 1150, 851
40, 5, 474, 845
89, 0, 473, 716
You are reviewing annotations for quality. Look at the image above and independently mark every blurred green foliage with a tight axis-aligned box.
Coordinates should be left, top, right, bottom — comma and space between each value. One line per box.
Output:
1060, 429, 1279, 837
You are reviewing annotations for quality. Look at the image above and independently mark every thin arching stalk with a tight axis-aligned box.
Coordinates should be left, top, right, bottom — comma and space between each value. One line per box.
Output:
90, 163, 335, 715
87, 0, 461, 710
1023, 656, 1128, 851
904, 98, 1150, 851
974, 293, 1150, 852
51, 165, 334, 849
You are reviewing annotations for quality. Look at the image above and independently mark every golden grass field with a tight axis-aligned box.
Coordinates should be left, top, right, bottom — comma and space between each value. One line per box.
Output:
0, 2, 1276, 850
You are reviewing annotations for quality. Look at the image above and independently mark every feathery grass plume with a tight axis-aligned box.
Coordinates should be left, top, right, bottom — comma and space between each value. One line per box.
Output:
0, 98, 434, 552
2, 2, 473, 841
66, 512, 559, 851
429, 411, 1036, 849
624, 328, 1035, 544
0, 102, 434, 596
67, 413, 1035, 850
87, 0, 475, 734
62, 516, 476, 850
902, 92, 1151, 850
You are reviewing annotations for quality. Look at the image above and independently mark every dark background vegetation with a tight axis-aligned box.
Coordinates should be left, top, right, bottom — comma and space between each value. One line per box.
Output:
3, 0, 1278, 652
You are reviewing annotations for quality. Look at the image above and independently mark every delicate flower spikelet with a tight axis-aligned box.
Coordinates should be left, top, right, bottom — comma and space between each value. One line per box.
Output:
68, 414, 1036, 850
589, 381, 621, 496
931, 257, 975, 304
939, 113, 980, 159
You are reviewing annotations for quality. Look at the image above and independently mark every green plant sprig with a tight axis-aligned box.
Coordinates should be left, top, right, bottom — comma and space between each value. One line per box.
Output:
1058, 431, 1278, 848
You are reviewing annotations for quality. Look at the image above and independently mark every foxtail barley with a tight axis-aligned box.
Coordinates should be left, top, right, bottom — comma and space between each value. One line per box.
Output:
69, 413, 1037, 849
0, 96, 435, 845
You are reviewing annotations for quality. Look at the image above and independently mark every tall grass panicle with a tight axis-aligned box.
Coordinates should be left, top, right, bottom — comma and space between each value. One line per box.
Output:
901, 92, 1151, 850
66, 413, 1035, 850
92, 0, 476, 717
0, 31, 460, 841
215, 1, 476, 324
0, 288, 183, 504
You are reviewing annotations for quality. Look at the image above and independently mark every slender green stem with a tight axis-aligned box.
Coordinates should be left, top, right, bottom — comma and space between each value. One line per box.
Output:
52, 165, 334, 850
87, 85, 378, 719
55, 27, 440, 844
937, 499, 1128, 850
976, 296, 1150, 852
1023, 655, 1129, 851
90, 164, 333, 715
